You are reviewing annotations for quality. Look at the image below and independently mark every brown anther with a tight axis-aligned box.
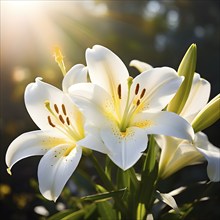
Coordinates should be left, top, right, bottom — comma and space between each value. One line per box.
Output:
54, 104, 59, 114
48, 116, 56, 127
137, 99, 140, 106
66, 117, 70, 125
117, 84, 121, 99
135, 83, 140, 95
140, 88, 146, 99
62, 104, 67, 115
59, 115, 65, 124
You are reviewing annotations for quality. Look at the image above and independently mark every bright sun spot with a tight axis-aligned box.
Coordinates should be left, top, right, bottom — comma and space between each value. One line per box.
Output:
3, 0, 42, 15
1, 0, 108, 70
1, 1, 53, 61
1, 0, 71, 67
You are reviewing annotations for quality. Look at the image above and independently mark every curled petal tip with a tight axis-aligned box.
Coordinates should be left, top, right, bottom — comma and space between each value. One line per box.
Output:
35, 77, 43, 83
7, 168, 12, 175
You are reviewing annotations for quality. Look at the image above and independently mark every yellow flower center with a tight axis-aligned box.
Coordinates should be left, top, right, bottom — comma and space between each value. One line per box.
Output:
45, 101, 84, 141
117, 77, 148, 132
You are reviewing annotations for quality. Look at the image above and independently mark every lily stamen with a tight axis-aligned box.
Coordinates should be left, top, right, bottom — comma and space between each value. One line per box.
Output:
59, 115, 65, 124
117, 84, 121, 99
135, 83, 140, 95
47, 116, 56, 127
140, 88, 146, 99
54, 104, 59, 114
66, 117, 70, 125
62, 104, 67, 115
44, 100, 82, 141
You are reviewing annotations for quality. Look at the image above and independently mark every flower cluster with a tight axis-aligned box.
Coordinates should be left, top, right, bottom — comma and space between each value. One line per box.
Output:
5, 45, 220, 218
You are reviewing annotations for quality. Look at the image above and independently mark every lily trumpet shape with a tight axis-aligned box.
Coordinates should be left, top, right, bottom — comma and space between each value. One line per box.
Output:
69, 45, 194, 170
5, 65, 104, 201
156, 74, 220, 181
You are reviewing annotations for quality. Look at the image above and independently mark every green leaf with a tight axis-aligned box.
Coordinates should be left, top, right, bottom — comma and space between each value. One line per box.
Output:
138, 135, 158, 219
48, 209, 76, 220
55, 204, 97, 220
84, 204, 97, 219
61, 210, 85, 220
137, 203, 146, 220
97, 201, 117, 220
90, 153, 128, 214
82, 188, 127, 201
90, 154, 115, 191
95, 184, 107, 193
105, 155, 112, 179
127, 168, 139, 189
72, 169, 96, 192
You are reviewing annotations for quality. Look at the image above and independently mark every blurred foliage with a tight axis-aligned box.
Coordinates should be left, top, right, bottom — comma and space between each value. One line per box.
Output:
0, 0, 219, 219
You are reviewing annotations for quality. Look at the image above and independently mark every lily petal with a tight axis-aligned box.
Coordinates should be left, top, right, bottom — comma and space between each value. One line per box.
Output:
62, 64, 88, 93
25, 78, 76, 132
69, 83, 116, 125
155, 135, 182, 176
156, 190, 179, 213
132, 111, 194, 141
100, 124, 148, 170
158, 138, 202, 179
5, 130, 66, 173
131, 67, 183, 112
180, 73, 211, 122
77, 123, 109, 154
38, 144, 82, 201
86, 45, 129, 99
129, 60, 153, 73
195, 132, 220, 182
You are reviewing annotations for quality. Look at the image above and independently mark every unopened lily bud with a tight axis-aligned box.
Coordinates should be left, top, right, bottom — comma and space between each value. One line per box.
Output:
167, 44, 197, 114
192, 94, 220, 133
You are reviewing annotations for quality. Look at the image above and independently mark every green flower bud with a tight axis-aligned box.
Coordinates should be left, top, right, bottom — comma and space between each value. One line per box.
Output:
167, 44, 197, 114
192, 94, 220, 133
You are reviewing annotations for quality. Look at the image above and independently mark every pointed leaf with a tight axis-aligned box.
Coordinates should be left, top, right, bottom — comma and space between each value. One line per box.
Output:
60, 204, 96, 220
61, 210, 85, 220
155, 190, 179, 213
48, 210, 74, 220
97, 201, 117, 220
95, 184, 107, 193
81, 188, 127, 201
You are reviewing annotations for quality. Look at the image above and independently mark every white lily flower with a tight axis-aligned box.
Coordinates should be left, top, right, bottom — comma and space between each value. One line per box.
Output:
5, 66, 104, 201
156, 73, 220, 182
69, 45, 194, 170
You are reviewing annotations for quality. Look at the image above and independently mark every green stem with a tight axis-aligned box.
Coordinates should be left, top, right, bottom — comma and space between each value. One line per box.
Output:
90, 154, 115, 190
90, 154, 128, 216
128, 167, 138, 188
137, 135, 158, 219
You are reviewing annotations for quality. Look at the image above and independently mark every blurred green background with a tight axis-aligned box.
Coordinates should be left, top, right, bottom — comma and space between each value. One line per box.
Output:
0, 0, 219, 219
